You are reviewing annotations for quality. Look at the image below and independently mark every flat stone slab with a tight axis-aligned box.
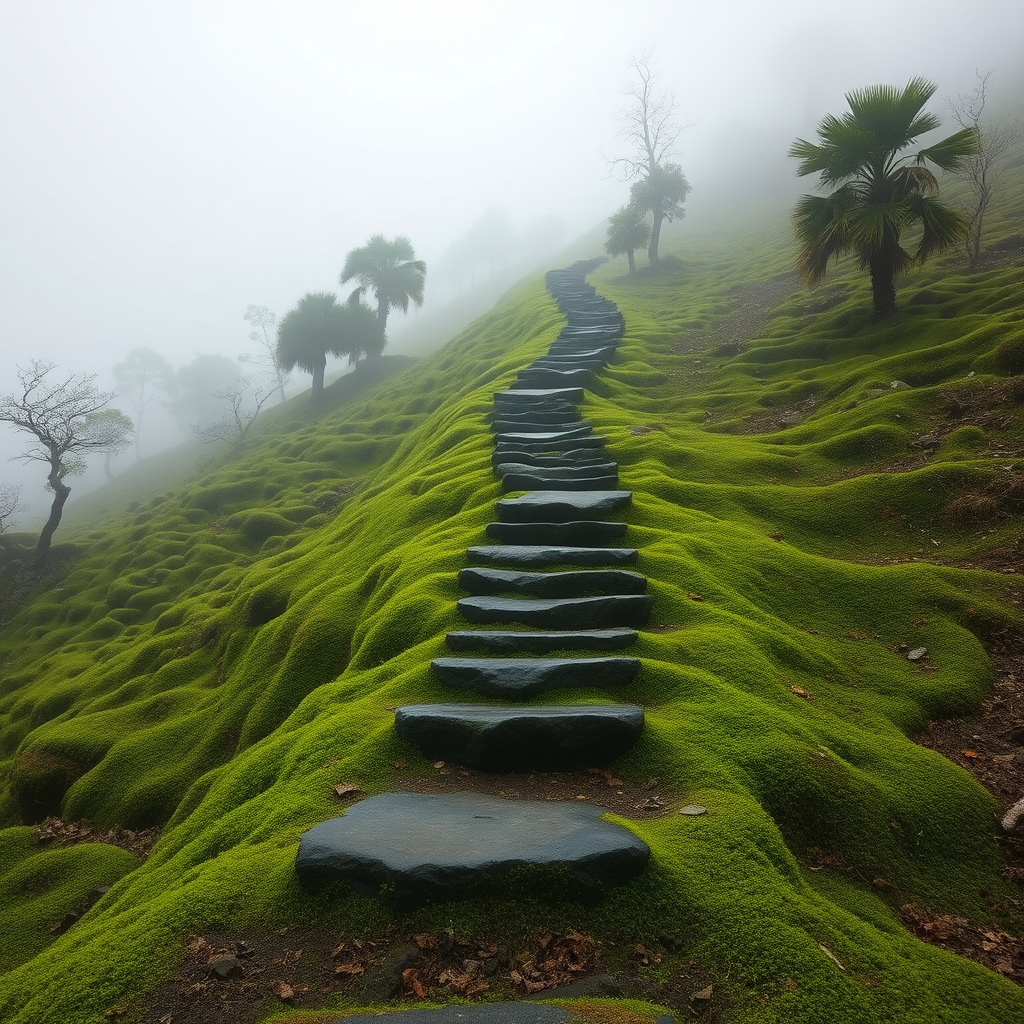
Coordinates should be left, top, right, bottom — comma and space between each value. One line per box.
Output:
492, 449, 611, 469
492, 420, 591, 435
458, 594, 652, 629
495, 435, 608, 453
295, 792, 649, 903
494, 388, 584, 405
458, 567, 647, 598
323, 1005, 579, 1024
496, 460, 618, 478
485, 521, 628, 545
445, 628, 638, 652
514, 368, 595, 387
497, 490, 632, 523
395, 703, 644, 771
501, 472, 619, 493
467, 545, 638, 567
490, 411, 583, 427
432, 656, 640, 697
494, 427, 594, 444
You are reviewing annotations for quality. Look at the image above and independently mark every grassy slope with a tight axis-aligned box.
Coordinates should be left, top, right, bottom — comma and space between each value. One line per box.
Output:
0, 169, 1022, 1023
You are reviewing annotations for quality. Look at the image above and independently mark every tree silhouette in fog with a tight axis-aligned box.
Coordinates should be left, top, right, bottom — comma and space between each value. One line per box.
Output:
340, 235, 426, 336
604, 205, 650, 275
790, 77, 977, 317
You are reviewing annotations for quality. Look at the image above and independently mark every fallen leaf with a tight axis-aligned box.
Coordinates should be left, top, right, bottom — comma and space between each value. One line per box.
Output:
334, 963, 365, 976
818, 944, 846, 971
394, 759, 407, 768
413, 933, 436, 950
687, 592, 704, 601
960, 750, 978, 758
270, 980, 294, 1002
403, 968, 426, 998
790, 685, 812, 699
692, 984, 714, 1001
433, 761, 445, 769
332, 782, 361, 798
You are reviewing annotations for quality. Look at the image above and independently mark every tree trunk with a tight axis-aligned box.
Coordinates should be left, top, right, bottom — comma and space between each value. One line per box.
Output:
869, 255, 898, 318
104, 451, 114, 483
36, 478, 70, 567
627, 249, 636, 275
648, 208, 663, 265
311, 359, 325, 403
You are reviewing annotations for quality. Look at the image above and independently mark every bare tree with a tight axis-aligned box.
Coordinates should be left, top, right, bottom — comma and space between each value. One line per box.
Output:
0, 482, 23, 535
193, 377, 274, 450
243, 304, 289, 403
947, 70, 1022, 268
609, 51, 689, 265
0, 361, 133, 565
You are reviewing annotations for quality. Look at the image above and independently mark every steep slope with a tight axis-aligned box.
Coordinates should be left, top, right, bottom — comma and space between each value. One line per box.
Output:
0, 169, 1022, 1023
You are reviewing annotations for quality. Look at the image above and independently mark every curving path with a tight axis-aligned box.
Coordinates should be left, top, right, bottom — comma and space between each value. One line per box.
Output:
296, 261, 652, 906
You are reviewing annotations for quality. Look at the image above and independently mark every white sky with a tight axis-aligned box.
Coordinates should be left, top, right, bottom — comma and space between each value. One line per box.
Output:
1, 0, 1022, 515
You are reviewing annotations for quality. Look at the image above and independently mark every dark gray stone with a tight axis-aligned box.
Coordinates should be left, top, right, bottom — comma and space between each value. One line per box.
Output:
501, 472, 618, 492
458, 594, 651, 628
467, 545, 638, 567
492, 449, 610, 469
445, 628, 638, 653
513, 368, 595, 388
431, 656, 640, 696
494, 387, 584, 406
295, 792, 649, 903
495, 460, 618, 479
497, 490, 632, 523
495, 435, 608, 453
394, 703, 644, 771
485, 521, 628, 545
492, 421, 591, 435
209, 955, 245, 980
490, 411, 583, 428
530, 358, 606, 371
494, 426, 593, 444
458, 567, 647, 597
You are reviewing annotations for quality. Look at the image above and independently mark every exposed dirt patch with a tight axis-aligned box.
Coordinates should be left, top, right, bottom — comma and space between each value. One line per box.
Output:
391, 765, 675, 820
35, 816, 159, 860
137, 926, 722, 1024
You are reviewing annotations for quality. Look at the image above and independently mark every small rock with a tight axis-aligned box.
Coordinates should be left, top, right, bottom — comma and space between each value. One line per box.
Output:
1007, 725, 1024, 745
209, 955, 244, 980
679, 804, 707, 816
692, 984, 714, 1002
359, 943, 420, 1002
1002, 796, 1024, 833
889, 380, 912, 390
906, 647, 928, 661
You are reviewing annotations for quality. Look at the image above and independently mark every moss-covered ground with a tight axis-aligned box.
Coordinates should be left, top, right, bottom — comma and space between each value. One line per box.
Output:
0, 165, 1022, 1023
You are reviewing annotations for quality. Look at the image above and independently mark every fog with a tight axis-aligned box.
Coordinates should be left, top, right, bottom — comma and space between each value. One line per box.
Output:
2, 0, 1022, 526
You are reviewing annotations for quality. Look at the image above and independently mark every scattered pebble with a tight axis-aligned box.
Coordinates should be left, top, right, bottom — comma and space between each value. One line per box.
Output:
679, 804, 707, 816
906, 647, 928, 661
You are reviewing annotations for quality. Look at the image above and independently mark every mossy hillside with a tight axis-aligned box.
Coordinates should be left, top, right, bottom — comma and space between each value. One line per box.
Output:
0, 199, 1022, 1020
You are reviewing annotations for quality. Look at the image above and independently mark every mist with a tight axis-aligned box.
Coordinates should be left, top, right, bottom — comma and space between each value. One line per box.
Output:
2, 0, 1022, 527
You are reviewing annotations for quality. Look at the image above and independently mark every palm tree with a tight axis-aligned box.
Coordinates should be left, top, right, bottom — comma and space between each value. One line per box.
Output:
629, 162, 690, 266
790, 77, 978, 318
339, 235, 426, 337
276, 292, 383, 403
604, 206, 651, 275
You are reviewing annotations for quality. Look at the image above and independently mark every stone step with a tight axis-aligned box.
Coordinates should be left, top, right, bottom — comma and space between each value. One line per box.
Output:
529, 358, 606, 372
495, 435, 608, 453
514, 368, 595, 388
492, 449, 611, 469
431, 656, 640, 697
458, 593, 652, 628
295, 792, 649, 904
458, 567, 647, 598
394, 703, 644, 771
466, 544, 638, 567
495, 460, 618, 479
485, 520, 628, 545
494, 387, 584, 406
445, 627, 638, 652
501, 472, 619, 493
496, 490, 632, 523
492, 420, 591, 435
489, 409, 582, 427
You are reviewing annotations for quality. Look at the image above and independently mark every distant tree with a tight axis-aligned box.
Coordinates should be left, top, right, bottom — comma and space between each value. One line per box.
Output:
0, 482, 23, 535
164, 355, 245, 435
464, 208, 517, 277
947, 70, 1022, 268
604, 205, 651, 275
790, 77, 978, 318
276, 291, 384, 403
340, 235, 426, 336
194, 377, 275, 450
609, 52, 689, 265
0, 361, 133, 565
112, 347, 173, 459
242, 304, 290, 402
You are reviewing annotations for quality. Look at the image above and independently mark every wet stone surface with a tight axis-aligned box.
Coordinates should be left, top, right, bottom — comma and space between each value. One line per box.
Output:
431, 656, 641, 697
445, 628, 638, 653
458, 567, 647, 598
394, 703, 645, 771
466, 544, 638, 567
458, 593, 651, 629
295, 792, 650, 904
496, 490, 632, 523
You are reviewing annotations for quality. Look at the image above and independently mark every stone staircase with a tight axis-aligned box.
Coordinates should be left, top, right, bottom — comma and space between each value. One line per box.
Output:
296, 261, 652, 907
